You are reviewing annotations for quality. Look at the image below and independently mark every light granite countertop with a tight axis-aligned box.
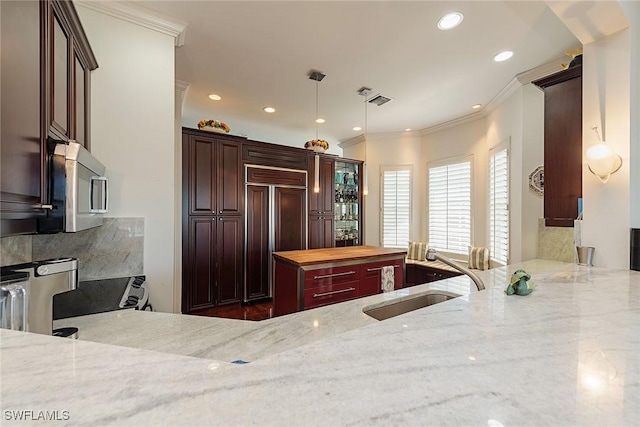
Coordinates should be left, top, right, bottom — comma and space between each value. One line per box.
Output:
2, 259, 639, 426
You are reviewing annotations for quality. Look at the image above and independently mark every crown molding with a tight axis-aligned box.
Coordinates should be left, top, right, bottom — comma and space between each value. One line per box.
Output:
175, 80, 191, 93
338, 134, 365, 149
76, 1, 187, 47
421, 58, 567, 136
420, 112, 485, 136
516, 57, 566, 85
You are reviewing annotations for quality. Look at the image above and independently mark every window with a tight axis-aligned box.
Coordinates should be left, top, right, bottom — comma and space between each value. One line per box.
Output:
428, 158, 472, 254
489, 144, 509, 264
381, 166, 411, 248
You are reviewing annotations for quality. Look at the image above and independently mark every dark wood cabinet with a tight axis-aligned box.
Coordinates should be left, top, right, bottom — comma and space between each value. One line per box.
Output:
308, 155, 335, 249
308, 215, 334, 249
186, 134, 242, 216
0, 0, 96, 237
533, 65, 582, 227
308, 156, 335, 215
182, 129, 244, 313
245, 185, 270, 301
46, 0, 97, 147
405, 263, 462, 287
185, 216, 243, 310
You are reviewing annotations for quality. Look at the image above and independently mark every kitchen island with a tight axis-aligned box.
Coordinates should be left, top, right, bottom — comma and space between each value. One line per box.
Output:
272, 245, 406, 316
2, 260, 639, 426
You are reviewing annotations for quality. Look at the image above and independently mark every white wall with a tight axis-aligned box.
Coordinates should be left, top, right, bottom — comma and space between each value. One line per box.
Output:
485, 84, 545, 263
422, 119, 488, 252
77, 6, 177, 312
582, 29, 631, 268
342, 132, 422, 247
620, 1, 640, 229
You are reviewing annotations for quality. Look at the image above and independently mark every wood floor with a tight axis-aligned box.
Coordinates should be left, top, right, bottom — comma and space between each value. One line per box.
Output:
190, 300, 274, 321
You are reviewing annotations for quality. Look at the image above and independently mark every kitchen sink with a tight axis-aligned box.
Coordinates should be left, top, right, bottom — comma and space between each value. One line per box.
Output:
363, 292, 460, 321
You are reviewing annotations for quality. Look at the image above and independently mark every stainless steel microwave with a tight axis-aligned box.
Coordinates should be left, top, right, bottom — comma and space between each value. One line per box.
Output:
39, 140, 108, 233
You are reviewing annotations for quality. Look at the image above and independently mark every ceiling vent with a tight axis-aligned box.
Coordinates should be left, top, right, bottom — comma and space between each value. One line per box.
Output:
368, 94, 394, 106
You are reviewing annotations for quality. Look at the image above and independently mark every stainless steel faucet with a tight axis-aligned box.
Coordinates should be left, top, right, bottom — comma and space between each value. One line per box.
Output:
426, 248, 486, 291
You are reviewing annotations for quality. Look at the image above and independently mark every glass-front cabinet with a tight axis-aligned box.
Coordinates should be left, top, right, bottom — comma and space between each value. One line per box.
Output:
334, 160, 361, 246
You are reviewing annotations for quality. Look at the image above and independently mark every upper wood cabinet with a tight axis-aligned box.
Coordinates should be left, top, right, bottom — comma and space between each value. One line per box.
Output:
533, 65, 582, 227
46, 0, 97, 148
184, 132, 243, 216
308, 155, 335, 215
0, 0, 97, 237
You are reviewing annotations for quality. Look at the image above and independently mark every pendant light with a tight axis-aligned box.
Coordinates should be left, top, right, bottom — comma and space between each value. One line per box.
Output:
586, 125, 622, 183
309, 71, 326, 194
358, 87, 372, 196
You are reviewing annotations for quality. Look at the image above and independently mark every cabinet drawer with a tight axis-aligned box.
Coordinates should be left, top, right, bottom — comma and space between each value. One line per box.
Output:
360, 259, 404, 294
304, 281, 359, 309
304, 265, 359, 289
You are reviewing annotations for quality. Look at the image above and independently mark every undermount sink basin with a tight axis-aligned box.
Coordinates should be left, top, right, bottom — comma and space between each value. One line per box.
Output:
363, 292, 461, 321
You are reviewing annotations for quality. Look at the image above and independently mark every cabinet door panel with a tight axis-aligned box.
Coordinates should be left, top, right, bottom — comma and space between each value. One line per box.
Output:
74, 53, 86, 147
245, 185, 270, 301
189, 217, 215, 310
274, 187, 306, 252
217, 216, 242, 304
51, 8, 70, 137
217, 141, 242, 215
0, 0, 44, 232
308, 156, 334, 214
189, 137, 215, 214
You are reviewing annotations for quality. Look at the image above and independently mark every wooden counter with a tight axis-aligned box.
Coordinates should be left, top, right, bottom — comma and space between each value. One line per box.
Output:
273, 246, 406, 316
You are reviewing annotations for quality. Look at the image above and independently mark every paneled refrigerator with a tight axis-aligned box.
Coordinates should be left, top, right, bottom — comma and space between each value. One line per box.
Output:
244, 165, 307, 302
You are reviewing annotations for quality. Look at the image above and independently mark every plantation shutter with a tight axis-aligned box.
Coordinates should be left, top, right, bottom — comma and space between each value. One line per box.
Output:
381, 167, 411, 248
489, 146, 509, 264
428, 160, 471, 254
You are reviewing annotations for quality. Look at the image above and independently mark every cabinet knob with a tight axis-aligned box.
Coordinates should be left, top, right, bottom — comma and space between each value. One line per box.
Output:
219, 210, 222, 214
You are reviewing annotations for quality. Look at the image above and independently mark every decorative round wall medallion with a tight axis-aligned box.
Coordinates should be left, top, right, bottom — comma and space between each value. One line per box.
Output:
529, 166, 544, 196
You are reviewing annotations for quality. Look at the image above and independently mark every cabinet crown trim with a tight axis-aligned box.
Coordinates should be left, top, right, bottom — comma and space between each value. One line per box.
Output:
76, 0, 187, 46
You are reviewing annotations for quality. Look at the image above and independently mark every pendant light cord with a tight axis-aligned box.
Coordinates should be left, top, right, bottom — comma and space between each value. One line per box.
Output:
315, 80, 319, 141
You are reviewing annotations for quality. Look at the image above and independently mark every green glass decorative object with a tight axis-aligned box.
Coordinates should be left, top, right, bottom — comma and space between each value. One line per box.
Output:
505, 269, 536, 296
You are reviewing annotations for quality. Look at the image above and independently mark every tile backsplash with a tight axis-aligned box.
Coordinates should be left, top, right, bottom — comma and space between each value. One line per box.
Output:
0, 235, 33, 266
1, 218, 143, 281
537, 218, 576, 263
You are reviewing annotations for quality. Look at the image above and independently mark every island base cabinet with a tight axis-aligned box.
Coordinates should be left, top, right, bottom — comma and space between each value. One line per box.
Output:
272, 248, 405, 316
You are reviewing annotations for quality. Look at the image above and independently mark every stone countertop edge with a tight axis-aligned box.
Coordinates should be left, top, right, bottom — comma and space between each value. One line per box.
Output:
2, 259, 639, 426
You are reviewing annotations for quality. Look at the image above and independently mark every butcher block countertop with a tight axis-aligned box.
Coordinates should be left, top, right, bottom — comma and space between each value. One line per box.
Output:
272, 245, 407, 266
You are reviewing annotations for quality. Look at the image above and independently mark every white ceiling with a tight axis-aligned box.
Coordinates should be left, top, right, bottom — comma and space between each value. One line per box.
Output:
135, 1, 580, 149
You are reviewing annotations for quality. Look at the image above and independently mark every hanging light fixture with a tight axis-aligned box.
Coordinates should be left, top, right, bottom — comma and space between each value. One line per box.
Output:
587, 125, 622, 183
358, 87, 372, 196
309, 71, 326, 194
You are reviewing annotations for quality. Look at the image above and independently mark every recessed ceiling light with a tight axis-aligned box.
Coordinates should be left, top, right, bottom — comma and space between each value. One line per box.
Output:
405, 128, 412, 132
353, 126, 362, 131
208, 94, 222, 101
494, 51, 513, 62
472, 104, 482, 109
263, 106, 275, 113
315, 118, 325, 124
438, 12, 464, 30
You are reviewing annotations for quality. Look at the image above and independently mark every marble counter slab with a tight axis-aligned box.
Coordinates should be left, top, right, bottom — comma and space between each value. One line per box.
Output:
3, 260, 639, 426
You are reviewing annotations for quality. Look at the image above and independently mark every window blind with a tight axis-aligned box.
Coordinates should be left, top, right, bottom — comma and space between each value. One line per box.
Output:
489, 147, 509, 264
428, 160, 471, 254
381, 168, 411, 248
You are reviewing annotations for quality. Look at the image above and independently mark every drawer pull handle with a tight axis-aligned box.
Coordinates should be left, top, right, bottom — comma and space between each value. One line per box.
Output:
313, 287, 356, 298
313, 271, 356, 280
366, 265, 399, 272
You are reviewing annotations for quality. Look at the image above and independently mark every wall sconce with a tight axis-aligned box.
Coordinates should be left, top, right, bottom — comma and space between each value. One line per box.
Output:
586, 126, 622, 183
